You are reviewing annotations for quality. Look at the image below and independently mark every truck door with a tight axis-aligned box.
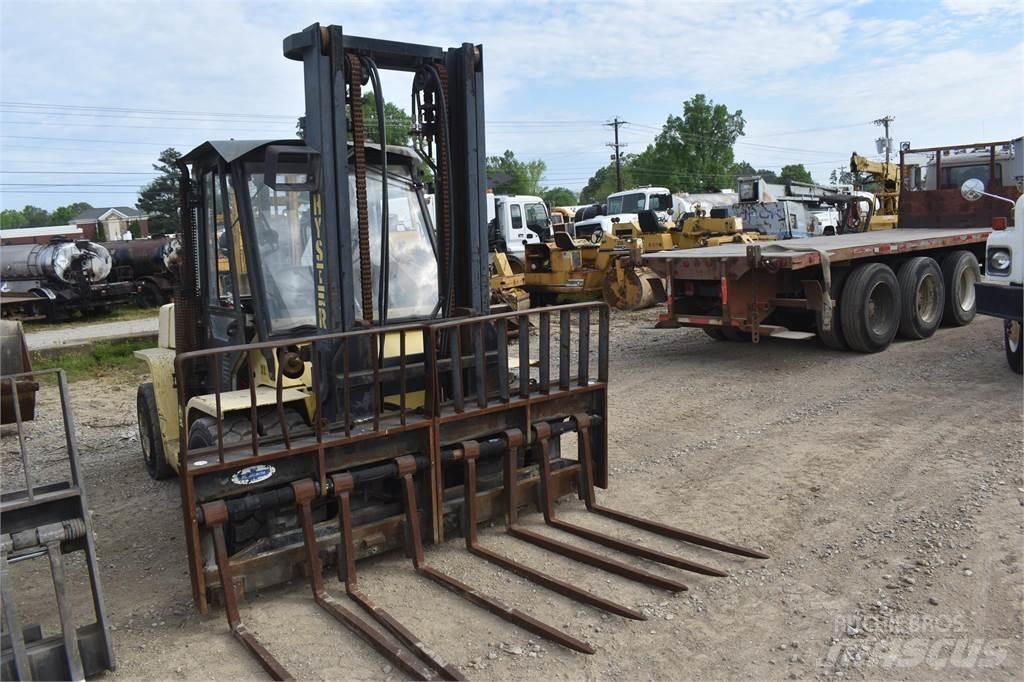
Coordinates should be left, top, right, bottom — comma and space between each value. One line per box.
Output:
525, 202, 551, 242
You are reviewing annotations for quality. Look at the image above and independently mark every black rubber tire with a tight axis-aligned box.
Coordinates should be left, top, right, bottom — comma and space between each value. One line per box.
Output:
721, 326, 751, 342
136, 281, 164, 308
816, 271, 849, 351
940, 250, 979, 326
896, 257, 945, 340
703, 327, 727, 340
188, 407, 308, 450
138, 383, 175, 480
1005, 320, 1023, 374
840, 262, 901, 353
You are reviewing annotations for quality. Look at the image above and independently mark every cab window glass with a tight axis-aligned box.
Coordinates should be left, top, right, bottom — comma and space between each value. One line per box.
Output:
510, 204, 523, 230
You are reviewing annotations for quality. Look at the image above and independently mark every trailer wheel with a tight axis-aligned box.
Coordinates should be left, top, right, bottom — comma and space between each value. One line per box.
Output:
703, 327, 726, 340
840, 263, 901, 353
896, 257, 945, 339
1006, 320, 1023, 374
137, 281, 163, 308
939, 250, 979, 326
138, 383, 175, 480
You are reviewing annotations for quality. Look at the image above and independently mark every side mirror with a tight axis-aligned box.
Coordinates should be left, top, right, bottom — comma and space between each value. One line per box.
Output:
961, 178, 985, 202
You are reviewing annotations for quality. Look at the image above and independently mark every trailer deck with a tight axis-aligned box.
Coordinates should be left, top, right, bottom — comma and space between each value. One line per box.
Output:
643, 228, 991, 280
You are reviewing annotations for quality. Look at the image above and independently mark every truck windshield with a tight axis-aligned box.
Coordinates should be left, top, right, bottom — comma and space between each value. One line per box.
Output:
607, 192, 647, 214
649, 193, 673, 211
350, 165, 439, 320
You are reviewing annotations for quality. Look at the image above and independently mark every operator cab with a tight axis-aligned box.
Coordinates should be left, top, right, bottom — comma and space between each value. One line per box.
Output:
181, 139, 439, 347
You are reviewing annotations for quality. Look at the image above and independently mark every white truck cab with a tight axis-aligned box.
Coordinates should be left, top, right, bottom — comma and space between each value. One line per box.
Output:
573, 187, 674, 239
965, 176, 1024, 373
487, 192, 551, 254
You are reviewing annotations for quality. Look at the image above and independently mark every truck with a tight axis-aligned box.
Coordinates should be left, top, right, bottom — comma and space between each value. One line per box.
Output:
965, 171, 1023, 373
573, 186, 675, 240
644, 138, 1022, 353
486, 191, 552, 253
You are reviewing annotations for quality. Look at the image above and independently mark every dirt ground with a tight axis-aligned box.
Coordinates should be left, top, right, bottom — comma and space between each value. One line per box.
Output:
3, 312, 1022, 681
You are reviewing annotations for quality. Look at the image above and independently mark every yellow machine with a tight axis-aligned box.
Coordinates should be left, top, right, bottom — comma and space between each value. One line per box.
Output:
489, 250, 529, 311
850, 152, 902, 230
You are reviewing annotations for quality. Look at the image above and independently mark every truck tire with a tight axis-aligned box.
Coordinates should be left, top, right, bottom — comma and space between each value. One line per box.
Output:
138, 383, 175, 480
940, 250, 979, 326
840, 262, 901, 353
1006, 320, 1023, 374
896, 257, 945, 340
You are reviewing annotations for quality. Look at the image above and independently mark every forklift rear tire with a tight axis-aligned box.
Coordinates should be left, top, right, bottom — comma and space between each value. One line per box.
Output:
840, 263, 901, 353
939, 250, 979, 326
896, 257, 944, 339
138, 383, 175, 480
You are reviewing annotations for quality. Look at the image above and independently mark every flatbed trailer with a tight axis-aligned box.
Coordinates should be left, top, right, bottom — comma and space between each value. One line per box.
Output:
644, 227, 990, 353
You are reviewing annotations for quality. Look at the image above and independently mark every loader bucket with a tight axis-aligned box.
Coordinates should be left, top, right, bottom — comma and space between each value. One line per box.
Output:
172, 301, 766, 678
1, 369, 115, 681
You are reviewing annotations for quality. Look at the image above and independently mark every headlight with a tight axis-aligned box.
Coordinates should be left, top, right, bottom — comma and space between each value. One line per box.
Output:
988, 248, 1012, 274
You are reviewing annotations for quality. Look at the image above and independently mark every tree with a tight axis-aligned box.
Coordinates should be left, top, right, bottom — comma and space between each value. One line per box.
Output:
486, 150, 545, 196
49, 202, 93, 225
629, 94, 745, 192
137, 147, 182, 234
0, 209, 27, 229
541, 187, 577, 207
779, 164, 813, 185
20, 205, 50, 226
296, 94, 414, 146
580, 160, 635, 204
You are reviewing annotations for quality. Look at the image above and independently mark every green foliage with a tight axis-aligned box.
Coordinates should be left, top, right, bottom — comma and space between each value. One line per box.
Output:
541, 187, 577, 206
779, 164, 813, 184
0, 202, 94, 229
137, 147, 182, 235
629, 94, 745, 192
579, 160, 635, 204
297, 94, 414, 146
487, 150, 546, 196
1, 209, 28, 228
31, 338, 151, 383
49, 202, 94, 225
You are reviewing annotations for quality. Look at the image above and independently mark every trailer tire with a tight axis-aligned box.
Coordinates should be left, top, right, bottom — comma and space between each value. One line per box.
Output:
721, 326, 751, 342
840, 263, 901, 353
703, 327, 726, 340
137, 281, 164, 308
896, 257, 944, 339
940, 250, 979, 326
1006, 320, 1023, 374
138, 383, 175, 480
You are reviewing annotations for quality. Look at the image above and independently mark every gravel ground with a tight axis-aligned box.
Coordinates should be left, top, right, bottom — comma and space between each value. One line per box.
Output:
2, 312, 1021, 681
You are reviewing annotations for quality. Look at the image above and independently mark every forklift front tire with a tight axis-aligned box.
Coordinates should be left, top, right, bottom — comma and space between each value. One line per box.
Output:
138, 383, 175, 480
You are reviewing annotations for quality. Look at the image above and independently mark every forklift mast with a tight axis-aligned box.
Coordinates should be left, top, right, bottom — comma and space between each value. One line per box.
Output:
283, 23, 489, 333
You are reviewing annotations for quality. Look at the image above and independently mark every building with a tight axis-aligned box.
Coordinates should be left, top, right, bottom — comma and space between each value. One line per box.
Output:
0, 225, 85, 246
71, 206, 150, 240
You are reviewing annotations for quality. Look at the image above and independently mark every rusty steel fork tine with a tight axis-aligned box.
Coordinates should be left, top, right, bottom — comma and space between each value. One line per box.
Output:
458, 441, 645, 621
203, 502, 293, 681
1, 547, 32, 681
42, 539, 84, 682
573, 415, 769, 560
330, 474, 466, 682
291, 481, 436, 680
501, 432, 688, 593
394, 456, 595, 655
532, 423, 728, 578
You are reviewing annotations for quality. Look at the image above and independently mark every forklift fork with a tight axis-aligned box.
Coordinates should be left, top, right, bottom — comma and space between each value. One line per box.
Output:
455, 437, 644, 621
569, 413, 769, 560
500, 430, 689, 593
393, 455, 595, 655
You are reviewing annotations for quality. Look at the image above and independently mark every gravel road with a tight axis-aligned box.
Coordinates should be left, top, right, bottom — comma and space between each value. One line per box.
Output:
3, 312, 1021, 680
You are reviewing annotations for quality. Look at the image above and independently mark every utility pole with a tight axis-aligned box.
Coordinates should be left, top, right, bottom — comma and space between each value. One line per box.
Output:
874, 115, 895, 173
606, 117, 628, 192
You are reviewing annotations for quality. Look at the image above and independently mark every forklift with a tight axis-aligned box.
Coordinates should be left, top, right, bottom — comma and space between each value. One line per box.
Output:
134, 23, 765, 679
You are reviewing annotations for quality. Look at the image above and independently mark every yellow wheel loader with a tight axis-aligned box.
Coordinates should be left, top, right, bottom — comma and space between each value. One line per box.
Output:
133, 24, 765, 679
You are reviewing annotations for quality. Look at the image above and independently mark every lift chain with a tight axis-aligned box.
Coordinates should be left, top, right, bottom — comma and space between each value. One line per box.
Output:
347, 53, 374, 323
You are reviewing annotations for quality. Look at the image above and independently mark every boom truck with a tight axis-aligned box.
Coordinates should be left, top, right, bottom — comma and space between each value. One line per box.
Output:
645, 138, 1022, 352
132, 24, 765, 679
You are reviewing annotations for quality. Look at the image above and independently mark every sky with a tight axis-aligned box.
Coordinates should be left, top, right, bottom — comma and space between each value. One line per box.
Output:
1, 0, 1021, 214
